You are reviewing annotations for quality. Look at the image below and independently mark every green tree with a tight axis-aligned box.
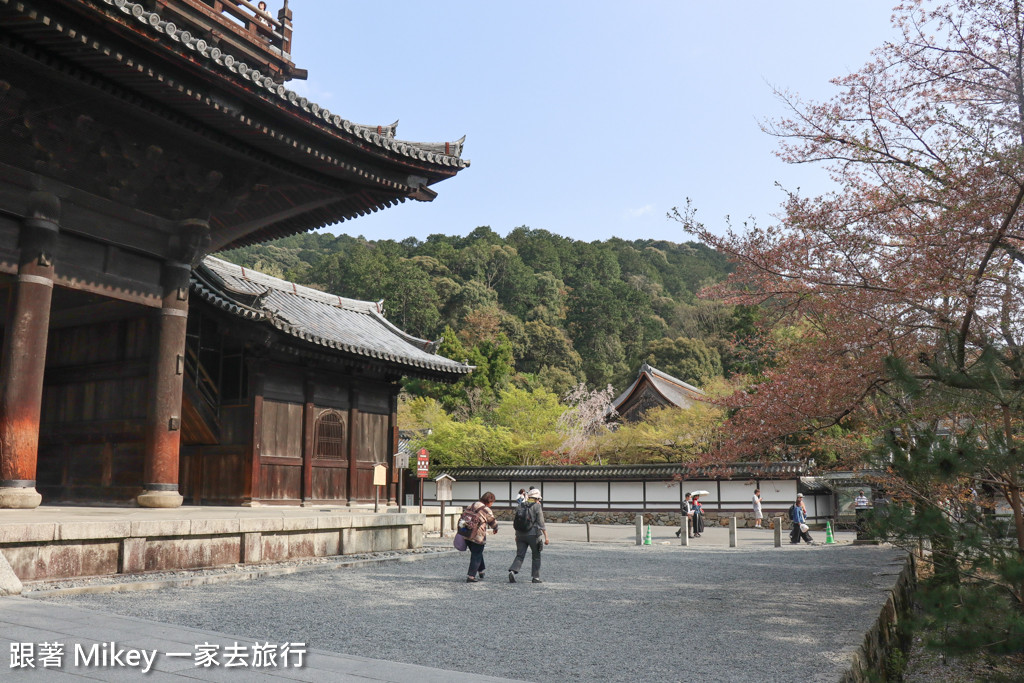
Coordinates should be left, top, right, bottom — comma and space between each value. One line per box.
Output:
491, 387, 565, 464
644, 336, 723, 386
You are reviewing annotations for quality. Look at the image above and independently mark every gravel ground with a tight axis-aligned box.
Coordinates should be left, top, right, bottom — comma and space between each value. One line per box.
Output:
38, 531, 907, 683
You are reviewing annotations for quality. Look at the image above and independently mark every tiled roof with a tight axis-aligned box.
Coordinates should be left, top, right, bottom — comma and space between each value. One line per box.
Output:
0, 1, 470, 249
437, 462, 809, 481
612, 363, 705, 412
80, 0, 469, 171
193, 256, 473, 377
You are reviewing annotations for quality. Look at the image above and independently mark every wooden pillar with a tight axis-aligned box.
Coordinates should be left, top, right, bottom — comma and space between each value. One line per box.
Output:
347, 387, 360, 506
0, 192, 60, 509
301, 377, 314, 505
387, 391, 398, 506
138, 220, 209, 508
243, 365, 265, 506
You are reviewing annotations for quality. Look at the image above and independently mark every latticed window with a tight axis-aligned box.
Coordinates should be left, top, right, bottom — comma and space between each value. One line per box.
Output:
314, 412, 346, 460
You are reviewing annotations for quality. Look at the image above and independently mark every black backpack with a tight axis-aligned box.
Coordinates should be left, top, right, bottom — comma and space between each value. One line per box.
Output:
513, 503, 533, 533
788, 504, 797, 521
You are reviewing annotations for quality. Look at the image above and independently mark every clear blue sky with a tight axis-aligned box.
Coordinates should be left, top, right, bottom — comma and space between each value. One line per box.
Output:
286, 1, 900, 243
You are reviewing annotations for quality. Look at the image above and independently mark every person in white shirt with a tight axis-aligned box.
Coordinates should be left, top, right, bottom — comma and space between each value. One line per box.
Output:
854, 489, 871, 538
752, 488, 763, 528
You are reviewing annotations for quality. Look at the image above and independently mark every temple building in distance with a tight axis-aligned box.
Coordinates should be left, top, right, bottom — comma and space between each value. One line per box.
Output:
611, 363, 705, 423
0, 0, 470, 509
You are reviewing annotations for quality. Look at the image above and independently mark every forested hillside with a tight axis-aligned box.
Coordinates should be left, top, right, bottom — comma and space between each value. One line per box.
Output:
219, 226, 756, 398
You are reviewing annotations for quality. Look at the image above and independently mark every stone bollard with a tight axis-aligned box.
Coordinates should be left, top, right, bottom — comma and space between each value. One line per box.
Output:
635, 514, 643, 545
774, 517, 783, 547
586, 521, 591, 543
681, 516, 689, 547
729, 517, 738, 547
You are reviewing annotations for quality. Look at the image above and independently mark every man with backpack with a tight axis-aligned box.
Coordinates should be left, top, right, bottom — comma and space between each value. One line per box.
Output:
508, 488, 549, 584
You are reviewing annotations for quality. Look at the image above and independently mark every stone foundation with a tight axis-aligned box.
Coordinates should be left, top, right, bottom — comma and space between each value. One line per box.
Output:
0, 512, 427, 585
840, 554, 915, 682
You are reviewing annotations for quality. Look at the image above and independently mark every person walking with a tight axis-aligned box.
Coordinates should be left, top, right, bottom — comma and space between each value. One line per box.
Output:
752, 488, 763, 528
508, 488, 549, 584
789, 496, 813, 544
463, 492, 499, 582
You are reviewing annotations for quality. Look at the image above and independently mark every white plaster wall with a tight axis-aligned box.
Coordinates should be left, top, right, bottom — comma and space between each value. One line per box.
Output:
645, 482, 681, 502
542, 482, 575, 506
609, 482, 644, 503
576, 482, 608, 503
678, 480, 718, 502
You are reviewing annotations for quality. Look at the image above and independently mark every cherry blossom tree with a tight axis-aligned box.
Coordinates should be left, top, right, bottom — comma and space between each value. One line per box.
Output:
674, 0, 1024, 636
556, 383, 618, 464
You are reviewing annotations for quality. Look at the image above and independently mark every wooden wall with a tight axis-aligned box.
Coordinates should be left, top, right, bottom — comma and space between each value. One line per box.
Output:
37, 316, 151, 500
251, 364, 395, 504
179, 405, 250, 504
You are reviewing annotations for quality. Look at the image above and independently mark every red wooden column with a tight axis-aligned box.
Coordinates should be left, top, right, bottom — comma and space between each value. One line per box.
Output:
0, 192, 60, 509
138, 220, 209, 508
347, 387, 360, 506
301, 377, 315, 505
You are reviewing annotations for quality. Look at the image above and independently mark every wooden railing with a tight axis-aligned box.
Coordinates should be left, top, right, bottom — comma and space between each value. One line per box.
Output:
184, 343, 220, 414
154, 0, 305, 81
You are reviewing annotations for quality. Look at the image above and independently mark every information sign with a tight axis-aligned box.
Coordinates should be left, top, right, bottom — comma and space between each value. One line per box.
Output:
416, 448, 429, 478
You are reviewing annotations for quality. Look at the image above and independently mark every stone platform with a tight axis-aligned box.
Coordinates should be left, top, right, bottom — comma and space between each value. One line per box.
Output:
0, 504, 462, 588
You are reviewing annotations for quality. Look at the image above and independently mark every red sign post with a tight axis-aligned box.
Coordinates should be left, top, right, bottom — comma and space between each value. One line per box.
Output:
417, 448, 429, 513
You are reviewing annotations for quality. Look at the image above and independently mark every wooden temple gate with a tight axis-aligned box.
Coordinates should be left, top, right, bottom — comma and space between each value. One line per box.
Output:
0, 0, 469, 509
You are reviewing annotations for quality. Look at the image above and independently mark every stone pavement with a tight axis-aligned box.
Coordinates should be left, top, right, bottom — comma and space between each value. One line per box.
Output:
2, 522, 881, 682
0, 596, 523, 682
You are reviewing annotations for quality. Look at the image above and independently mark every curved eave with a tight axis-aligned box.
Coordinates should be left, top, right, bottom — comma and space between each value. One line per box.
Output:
611, 374, 669, 412
267, 317, 473, 377
0, 0, 469, 197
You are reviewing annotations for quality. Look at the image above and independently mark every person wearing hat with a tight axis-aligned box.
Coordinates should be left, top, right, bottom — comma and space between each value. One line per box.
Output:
789, 494, 813, 544
508, 488, 549, 583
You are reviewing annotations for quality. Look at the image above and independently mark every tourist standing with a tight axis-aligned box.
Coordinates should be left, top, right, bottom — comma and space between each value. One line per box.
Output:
508, 488, 549, 584
516, 488, 527, 505
676, 492, 694, 538
752, 488, 763, 528
464, 492, 498, 582
691, 494, 705, 537
256, 1, 271, 26
854, 489, 871, 537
